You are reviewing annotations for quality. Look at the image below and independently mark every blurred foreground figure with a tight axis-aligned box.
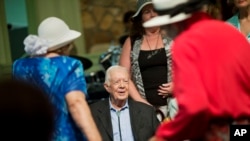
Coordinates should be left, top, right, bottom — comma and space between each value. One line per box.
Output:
12, 17, 101, 141
0, 79, 54, 141
144, 0, 250, 141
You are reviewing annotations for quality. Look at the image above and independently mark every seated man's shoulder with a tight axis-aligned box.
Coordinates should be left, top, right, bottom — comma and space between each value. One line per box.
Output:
89, 99, 108, 109
130, 100, 154, 110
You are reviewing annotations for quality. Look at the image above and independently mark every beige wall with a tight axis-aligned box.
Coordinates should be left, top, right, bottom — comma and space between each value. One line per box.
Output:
80, 0, 136, 52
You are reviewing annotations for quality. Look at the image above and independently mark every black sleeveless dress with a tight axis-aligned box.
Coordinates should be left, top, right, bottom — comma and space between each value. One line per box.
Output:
138, 48, 168, 106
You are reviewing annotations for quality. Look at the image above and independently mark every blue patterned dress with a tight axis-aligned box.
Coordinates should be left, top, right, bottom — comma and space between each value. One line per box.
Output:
13, 56, 88, 141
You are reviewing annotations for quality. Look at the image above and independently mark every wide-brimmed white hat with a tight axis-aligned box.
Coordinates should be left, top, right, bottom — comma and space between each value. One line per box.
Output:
38, 17, 81, 51
132, 0, 153, 18
143, 13, 191, 27
152, 0, 189, 11
24, 17, 81, 55
143, 0, 191, 27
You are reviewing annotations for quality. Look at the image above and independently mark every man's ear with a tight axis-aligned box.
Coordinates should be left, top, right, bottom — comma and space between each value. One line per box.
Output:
104, 83, 110, 93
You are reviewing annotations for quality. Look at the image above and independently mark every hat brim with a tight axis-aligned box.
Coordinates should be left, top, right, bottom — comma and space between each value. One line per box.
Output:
132, 2, 153, 18
69, 55, 93, 70
153, 0, 189, 10
48, 30, 81, 51
143, 13, 191, 27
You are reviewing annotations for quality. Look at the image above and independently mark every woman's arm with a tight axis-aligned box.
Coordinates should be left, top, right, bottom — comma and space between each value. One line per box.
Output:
119, 37, 151, 105
129, 79, 151, 105
66, 91, 102, 141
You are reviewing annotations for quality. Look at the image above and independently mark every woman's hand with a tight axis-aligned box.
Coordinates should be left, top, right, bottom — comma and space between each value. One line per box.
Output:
158, 82, 173, 98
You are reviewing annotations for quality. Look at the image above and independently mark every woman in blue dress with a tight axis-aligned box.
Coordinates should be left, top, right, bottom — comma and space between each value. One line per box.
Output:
12, 17, 101, 141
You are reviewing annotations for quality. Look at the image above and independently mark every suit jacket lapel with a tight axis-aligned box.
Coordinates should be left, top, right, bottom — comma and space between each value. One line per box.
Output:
97, 99, 113, 140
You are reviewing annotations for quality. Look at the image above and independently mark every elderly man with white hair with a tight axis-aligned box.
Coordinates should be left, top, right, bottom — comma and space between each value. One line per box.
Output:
90, 65, 160, 141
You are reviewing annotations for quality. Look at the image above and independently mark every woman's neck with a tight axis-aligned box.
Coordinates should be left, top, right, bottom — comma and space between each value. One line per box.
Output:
144, 27, 161, 38
111, 99, 126, 110
238, 6, 250, 20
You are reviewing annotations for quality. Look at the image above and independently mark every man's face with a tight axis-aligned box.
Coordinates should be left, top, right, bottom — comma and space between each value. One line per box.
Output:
234, 0, 250, 8
104, 69, 129, 102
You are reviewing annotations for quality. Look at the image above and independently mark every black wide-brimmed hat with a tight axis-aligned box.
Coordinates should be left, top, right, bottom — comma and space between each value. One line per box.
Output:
132, 0, 153, 18
70, 55, 93, 70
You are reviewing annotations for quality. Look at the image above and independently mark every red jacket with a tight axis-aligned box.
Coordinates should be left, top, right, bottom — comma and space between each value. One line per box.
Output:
156, 12, 250, 141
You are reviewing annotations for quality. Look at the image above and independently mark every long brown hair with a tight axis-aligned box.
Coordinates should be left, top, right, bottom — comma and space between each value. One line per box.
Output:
130, 12, 145, 45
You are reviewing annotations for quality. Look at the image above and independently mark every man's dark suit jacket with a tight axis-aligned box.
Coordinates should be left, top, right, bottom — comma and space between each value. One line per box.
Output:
90, 98, 160, 141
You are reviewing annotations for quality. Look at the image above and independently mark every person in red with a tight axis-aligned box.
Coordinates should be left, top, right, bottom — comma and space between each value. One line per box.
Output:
143, 0, 250, 141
